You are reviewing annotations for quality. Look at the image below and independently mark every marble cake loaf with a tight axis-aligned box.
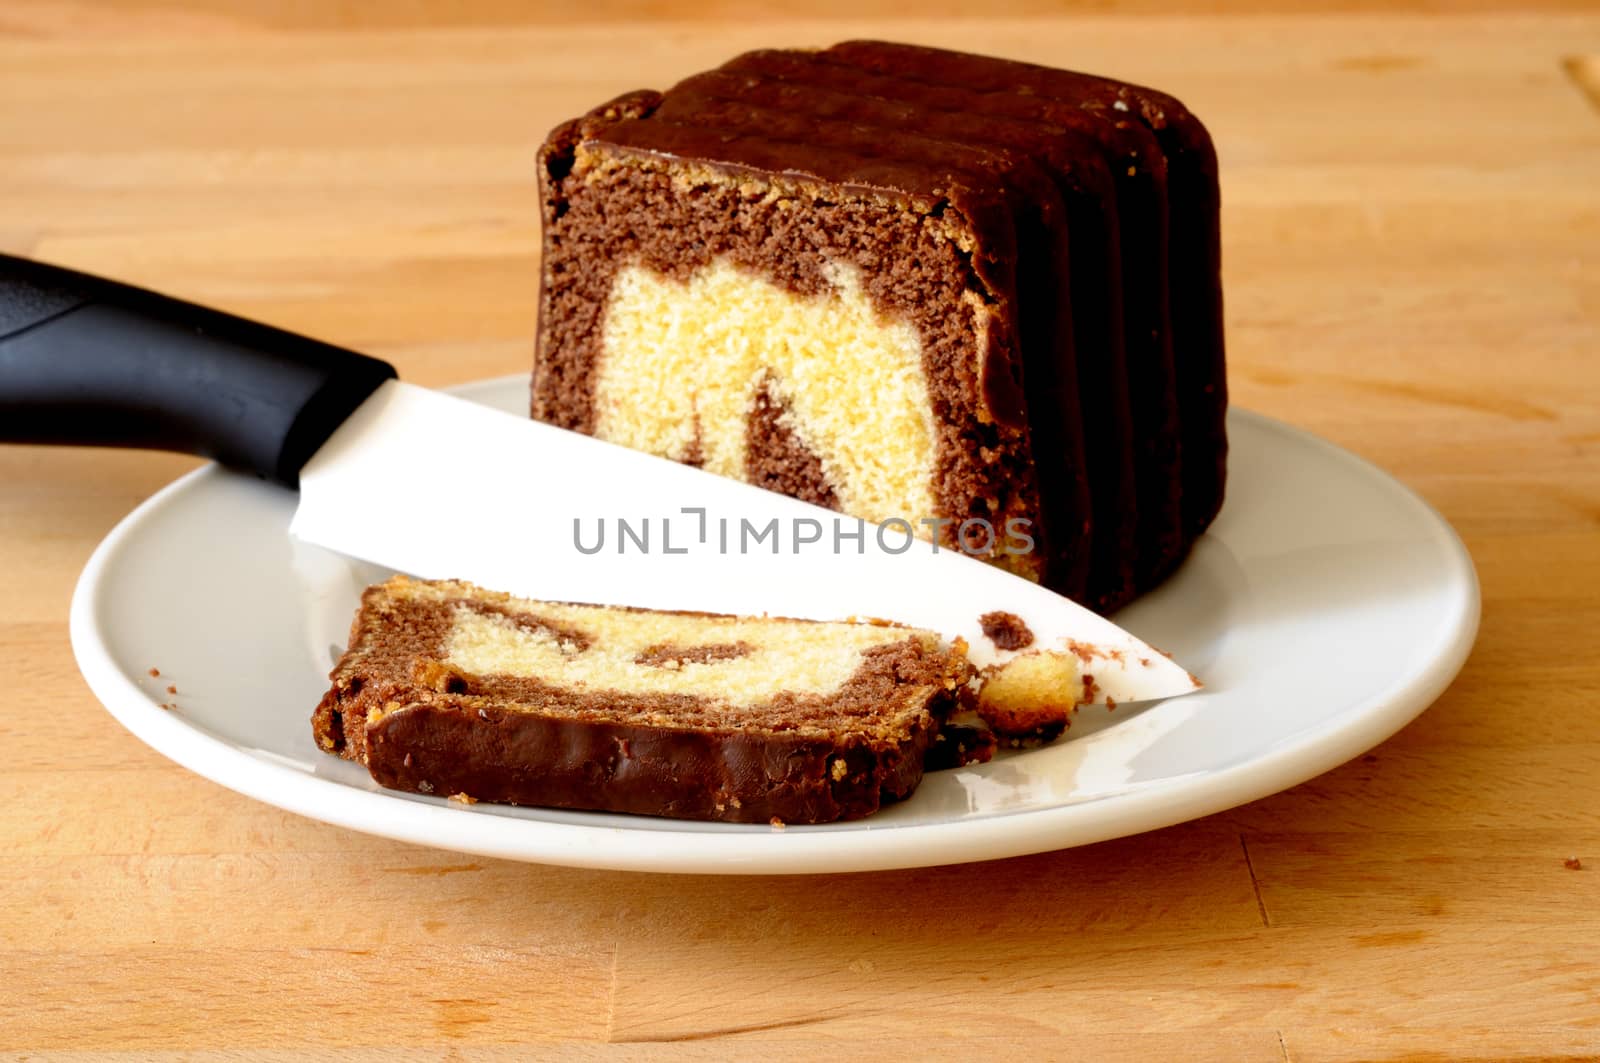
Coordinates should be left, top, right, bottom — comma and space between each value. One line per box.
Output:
311, 577, 973, 824
534, 41, 1226, 612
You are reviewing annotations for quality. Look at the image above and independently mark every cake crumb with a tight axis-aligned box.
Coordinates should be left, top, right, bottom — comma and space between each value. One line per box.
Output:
448, 792, 478, 805
925, 715, 997, 771
1564, 856, 1583, 871
166, 685, 177, 695
978, 611, 1034, 651
769, 817, 786, 830
148, 667, 160, 678
1105, 696, 1117, 711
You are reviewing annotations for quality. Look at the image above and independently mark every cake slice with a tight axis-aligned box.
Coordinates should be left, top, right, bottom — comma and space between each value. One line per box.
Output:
312, 577, 973, 824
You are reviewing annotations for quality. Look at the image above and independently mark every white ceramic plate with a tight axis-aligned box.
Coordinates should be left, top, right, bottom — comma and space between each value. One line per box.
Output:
70, 375, 1479, 874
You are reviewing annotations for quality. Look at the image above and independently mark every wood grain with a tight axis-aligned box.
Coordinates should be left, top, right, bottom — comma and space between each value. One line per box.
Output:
1, 7, 1597, 1059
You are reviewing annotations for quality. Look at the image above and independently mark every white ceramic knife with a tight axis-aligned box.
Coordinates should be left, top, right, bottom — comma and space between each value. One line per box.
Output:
0, 253, 1198, 703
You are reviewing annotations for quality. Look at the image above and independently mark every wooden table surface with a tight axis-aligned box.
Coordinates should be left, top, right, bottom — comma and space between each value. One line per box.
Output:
3, 3, 1598, 1059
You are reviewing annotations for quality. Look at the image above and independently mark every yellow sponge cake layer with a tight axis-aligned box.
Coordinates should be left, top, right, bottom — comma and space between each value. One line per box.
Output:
445, 590, 934, 703
597, 258, 938, 526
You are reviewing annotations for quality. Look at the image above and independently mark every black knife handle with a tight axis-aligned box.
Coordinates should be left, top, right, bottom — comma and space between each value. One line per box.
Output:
0, 254, 396, 486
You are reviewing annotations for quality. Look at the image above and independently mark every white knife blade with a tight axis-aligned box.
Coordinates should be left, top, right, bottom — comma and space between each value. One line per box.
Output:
290, 380, 1199, 705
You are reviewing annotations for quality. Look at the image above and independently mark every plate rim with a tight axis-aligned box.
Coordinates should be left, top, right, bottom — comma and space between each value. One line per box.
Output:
69, 390, 1481, 874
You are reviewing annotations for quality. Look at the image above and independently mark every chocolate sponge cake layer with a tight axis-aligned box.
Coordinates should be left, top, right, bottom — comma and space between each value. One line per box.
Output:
827, 40, 1228, 550
313, 578, 972, 824
538, 92, 1061, 586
